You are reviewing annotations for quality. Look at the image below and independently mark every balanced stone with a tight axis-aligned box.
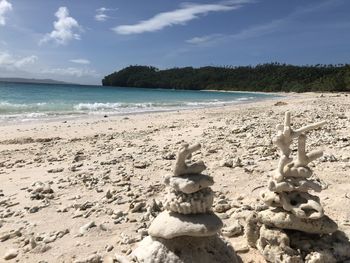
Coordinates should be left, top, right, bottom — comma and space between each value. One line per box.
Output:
173, 143, 206, 177
258, 209, 338, 234
268, 178, 322, 193
148, 211, 223, 239
165, 174, 214, 194
132, 235, 239, 263
164, 188, 214, 214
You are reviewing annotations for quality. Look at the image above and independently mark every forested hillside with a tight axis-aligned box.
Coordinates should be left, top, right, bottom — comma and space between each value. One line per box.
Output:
102, 63, 350, 92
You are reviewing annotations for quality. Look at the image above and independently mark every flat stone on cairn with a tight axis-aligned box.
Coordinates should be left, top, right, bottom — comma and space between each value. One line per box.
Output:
164, 174, 214, 194
257, 209, 337, 234
132, 143, 239, 263
148, 210, 222, 239
245, 112, 350, 263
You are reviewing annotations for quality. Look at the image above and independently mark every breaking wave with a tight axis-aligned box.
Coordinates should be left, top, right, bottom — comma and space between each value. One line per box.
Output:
0, 83, 277, 123
72, 100, 243, 112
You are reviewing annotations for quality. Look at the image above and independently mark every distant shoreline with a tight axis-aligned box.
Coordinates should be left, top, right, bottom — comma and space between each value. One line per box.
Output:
200, 89, 292, 96
0, 77, 75, 85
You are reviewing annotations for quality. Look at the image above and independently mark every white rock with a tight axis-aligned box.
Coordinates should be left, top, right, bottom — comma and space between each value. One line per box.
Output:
258, 209, 337, 234
222, 221, 243, 237
148, 211, 222, 239
165, 174, 214, 194
73, 254, 101, 263
3, 249, 18, 260
79, 221, 96, 235
132, 235, 240, 263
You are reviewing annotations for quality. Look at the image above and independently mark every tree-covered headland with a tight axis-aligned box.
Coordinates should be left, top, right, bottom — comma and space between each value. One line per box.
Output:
102, 63, 350, 92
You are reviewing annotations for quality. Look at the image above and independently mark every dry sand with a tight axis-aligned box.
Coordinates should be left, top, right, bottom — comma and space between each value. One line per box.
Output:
0, 92, 349, 262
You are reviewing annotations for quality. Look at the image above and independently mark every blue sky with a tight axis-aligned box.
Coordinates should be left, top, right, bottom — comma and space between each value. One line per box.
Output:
0, 0, 349, 85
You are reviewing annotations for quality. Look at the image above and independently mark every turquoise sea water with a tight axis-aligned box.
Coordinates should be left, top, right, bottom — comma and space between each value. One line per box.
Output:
0, 82, 278, 123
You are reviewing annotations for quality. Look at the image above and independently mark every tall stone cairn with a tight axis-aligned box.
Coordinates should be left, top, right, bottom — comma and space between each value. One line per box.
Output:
132, 143, 240, 263
261, 111, 327, 220
245, 112, 350, 263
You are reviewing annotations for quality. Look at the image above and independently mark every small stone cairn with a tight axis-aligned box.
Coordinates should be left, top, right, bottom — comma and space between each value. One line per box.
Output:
246, 112, 350, 262
132, 143, 240, 263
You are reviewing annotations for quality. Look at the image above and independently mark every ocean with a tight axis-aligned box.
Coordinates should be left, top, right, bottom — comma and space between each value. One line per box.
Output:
0, 82, 278, 123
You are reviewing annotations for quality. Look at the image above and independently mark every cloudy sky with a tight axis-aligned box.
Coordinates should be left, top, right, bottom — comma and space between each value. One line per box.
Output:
0, 0, 349, 85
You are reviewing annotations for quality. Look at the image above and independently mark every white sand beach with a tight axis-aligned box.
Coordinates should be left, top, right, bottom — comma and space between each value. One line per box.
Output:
0, 92, 349, 262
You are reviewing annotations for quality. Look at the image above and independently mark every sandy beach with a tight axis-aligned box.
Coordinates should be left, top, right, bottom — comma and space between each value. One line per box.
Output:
0, 92, 349, 262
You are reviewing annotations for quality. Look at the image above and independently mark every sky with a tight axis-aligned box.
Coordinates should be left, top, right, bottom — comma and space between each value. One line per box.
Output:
0, 0, 349, 85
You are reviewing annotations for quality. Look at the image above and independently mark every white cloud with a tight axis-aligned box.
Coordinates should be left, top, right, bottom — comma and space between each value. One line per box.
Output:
41, 67, 98, 78
186, 20, 284, 47
183, 1, 343, 50
95, 7, 108, 22
0, 0, 12, 26
14, 55, 38, 68
95, 13, 108, 22
40, 7, 82, 45
70, 58, 90, 65
230, 19, 284, 40
113, 1, 251, 35
225, 0, 341, 41
186, 34, 224, 45
0, 51, 38, 69
95, 7, 117, 22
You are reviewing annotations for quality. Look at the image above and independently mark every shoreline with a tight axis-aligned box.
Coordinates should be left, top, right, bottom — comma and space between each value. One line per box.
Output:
0, 93, 302, 141
199, 89, 292, 96
0, 92, 285, 127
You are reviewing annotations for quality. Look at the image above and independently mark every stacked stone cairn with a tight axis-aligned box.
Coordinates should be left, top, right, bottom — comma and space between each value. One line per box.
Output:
246, 112, 350, 262
132, 143, 240, 263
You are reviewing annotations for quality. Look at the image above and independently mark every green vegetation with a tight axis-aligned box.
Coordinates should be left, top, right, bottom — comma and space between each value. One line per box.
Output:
102, 63, 350, 92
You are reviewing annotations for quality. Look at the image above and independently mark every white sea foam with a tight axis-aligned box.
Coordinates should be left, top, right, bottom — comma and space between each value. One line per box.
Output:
237, 96, 255, 101
74, 102, 123, 111
73, 102, 186, 111
0, 96, 261, 123
0, 101, 49, 112
0, 101, 28, 110
72, 98, 250, 112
